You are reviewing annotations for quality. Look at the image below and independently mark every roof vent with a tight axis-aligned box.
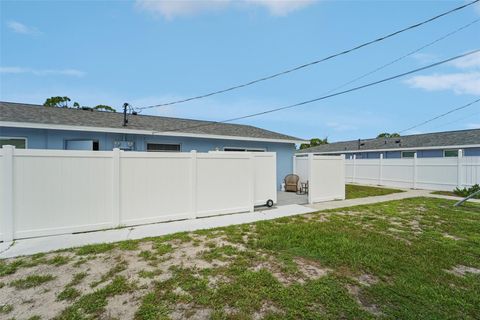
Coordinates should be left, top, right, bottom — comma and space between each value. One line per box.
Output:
395, 139, 401, 144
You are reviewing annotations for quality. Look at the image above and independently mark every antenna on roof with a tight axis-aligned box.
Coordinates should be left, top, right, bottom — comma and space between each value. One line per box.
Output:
123, 103, 129, 126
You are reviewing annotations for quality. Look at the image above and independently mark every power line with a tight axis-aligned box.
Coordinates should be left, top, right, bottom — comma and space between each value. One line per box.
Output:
137, 0, 479, 111
325, 18, 480, 94
399, 99, 480, 134
154, 49, 480, 134
433, 110, 480, 130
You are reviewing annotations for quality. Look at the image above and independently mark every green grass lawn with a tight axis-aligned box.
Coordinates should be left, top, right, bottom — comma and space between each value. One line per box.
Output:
431, 190, 461, 198
346, 184, 404, 199
1, 197, 479, 319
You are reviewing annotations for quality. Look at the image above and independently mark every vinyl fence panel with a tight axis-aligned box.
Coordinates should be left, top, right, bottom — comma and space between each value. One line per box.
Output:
0, 146, 277, 242
294, 154, 345, 204
293, 155, 309, 184
308, 154, 345, 203
12, 149, 115, 239
196, 152, 253, 217
120, 152, 194, 225
345, 153, 480, 191
252, 153, 277, 206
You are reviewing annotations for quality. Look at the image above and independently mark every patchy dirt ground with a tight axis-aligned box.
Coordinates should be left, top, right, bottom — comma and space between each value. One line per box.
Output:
1, 197, 479, 319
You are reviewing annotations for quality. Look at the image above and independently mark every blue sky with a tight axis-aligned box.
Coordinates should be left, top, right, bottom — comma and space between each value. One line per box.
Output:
1, 0, 479, 142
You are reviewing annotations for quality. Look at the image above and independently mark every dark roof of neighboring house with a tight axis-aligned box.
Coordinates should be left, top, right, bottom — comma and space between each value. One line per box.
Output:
299, 129, 480, 153
0, 101, 304, 143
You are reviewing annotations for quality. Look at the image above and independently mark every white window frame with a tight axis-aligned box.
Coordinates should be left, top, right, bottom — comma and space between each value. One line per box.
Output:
443, 149, 460, 157
0, 136, 28, 149
223, 147, 266, 152
146, 142, 181, 152
401, 151, 416, 158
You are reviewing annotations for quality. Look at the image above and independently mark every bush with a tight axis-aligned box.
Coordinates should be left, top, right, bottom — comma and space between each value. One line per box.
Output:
453, 184, 480, 199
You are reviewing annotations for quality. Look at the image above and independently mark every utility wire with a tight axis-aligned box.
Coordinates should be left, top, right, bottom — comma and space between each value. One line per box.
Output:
398, 99, 480, 134
153, 49, 480, 134
325, 18, 480, 94
433, 110, 480, 130
137, 0, 479, 111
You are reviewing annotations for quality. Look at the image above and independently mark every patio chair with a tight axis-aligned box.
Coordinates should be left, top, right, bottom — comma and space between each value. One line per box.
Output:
284, 174, 300, 192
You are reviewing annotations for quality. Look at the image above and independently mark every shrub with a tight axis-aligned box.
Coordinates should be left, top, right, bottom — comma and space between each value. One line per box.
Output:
453, 184, 480, 199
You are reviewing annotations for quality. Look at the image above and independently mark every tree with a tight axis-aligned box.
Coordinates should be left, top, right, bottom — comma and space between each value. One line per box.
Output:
43, 97, 115, 112
94, 105, 116, 112
377, 132, 400, 138
299, 137, 328, 150
43, 96, 71, 108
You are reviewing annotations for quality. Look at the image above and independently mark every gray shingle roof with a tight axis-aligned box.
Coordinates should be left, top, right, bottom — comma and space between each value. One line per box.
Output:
299, 129, 480, 153
0, 101, 303, 143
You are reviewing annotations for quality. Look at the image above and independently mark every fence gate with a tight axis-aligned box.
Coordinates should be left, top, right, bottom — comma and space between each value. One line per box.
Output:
294, 154, 345, 204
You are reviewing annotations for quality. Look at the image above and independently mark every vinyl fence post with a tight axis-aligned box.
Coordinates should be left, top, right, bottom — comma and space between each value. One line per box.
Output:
293, 155, 296, 175
308, 153, 313, 204
190, 150, 197, 219
457, 149, 463, 188
378, 153, 383, 186
112, 148, 121, 227
352, 154, 356, 184
413, 152, 418, 189
249, 153, 255, 212
2, 145, 15, 242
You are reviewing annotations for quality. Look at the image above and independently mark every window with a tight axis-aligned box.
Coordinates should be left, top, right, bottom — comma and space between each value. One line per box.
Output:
65, 140, 99, 151
147, 143, 180, 152
444, 149, 459, 157
223, 147, 266, 152
401, 151, 416, 158
0, 137, 27, 149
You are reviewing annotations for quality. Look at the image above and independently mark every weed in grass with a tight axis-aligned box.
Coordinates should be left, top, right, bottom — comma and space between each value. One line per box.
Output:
117, 240, 139, 251
200, 245, 239, 262
10, 275, 55, 289
139, 250, 156, 262
57, 287, 81, 301
69, 272, 88, 286
47, 255, 71, 266
76, 243, 116, 256
138, 269, 162, 279
91, 260, 127, 287
28, 316, 41, 320
0, 304, 13, 314
56, 276, 132, 319
152, 242, 173, 256
0, 259, 25, 277
0, 282, 4, 288
135, 292, 169, 320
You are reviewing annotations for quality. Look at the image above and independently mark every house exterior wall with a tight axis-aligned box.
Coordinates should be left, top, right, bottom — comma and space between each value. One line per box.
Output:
0, 126, 295, 189
343, 148, 478, 159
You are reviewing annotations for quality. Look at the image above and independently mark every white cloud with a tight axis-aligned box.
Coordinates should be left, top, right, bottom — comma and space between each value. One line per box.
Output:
135, 0, 316, 19
0, 67, 86, 77
6, 21, 41, 35
135, 0, 229, 19
449, 51, 480, 69
405, 72, 480, 95
244, 0, 315, 16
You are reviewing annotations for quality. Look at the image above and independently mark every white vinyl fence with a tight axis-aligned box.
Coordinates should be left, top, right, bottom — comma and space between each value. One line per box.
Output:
346, 152, 480, 191
0, 146, 276, 242
294, 154, 345, 204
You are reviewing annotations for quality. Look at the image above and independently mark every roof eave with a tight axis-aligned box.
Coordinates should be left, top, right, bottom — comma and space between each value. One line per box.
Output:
0, 121, 306, 144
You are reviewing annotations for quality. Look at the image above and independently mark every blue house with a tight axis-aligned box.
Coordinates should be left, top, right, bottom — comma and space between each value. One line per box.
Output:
299, 129, 480, 158
0, 102, 305, 188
